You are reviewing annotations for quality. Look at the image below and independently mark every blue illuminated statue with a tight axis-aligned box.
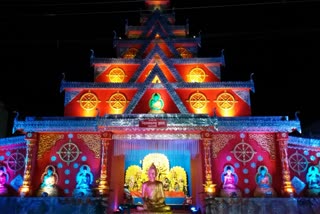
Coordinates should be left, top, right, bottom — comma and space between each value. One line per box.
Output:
253, 166, 277, 197
306, 165, 320, 196
73, 165, 94, 197
37, 165, 59, 197
148, 93, 165, 113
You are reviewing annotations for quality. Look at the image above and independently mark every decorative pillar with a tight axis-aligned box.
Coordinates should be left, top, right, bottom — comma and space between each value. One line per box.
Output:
277, 132, 294, 197
19, 132, 38, 196
201, 131, 216, 196
96, 131, 113, 196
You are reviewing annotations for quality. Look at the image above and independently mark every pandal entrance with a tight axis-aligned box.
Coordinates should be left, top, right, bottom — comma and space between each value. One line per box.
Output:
112, 138, 200, 206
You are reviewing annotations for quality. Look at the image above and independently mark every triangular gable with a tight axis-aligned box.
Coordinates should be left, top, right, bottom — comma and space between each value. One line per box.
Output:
130, 45, 183, 83
204, 64, 221, 80
233, 89, 251, 106
135, 56, 176, 83
64, 89, 82, 106
145, 21, 169, 38
125, 64, 188, 114
138, 28, 181, 58
141, 10, 175, 38
94, 65, 111, 80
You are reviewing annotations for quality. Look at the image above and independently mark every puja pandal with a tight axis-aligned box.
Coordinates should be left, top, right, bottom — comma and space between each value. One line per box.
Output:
1, 0, 320, 213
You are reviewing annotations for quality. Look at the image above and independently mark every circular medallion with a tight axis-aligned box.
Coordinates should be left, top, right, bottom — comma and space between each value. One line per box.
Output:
79, 92, 100, 111
108, 68, 126, 82
215, 92, 236, 110
107, 92, 128, 110
188, 92, 209, 110
7, 152, 25, 171
289, 151, 309, 175
176, 47, 192, 58
57, 140, 81, 166
188, 67, 207, 83
231, 142, 256, 165
123, 48, 138, 59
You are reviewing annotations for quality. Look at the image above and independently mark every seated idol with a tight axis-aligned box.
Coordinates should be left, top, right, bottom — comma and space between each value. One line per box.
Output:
220, 165, 242, 197
148, 93, 165, 113
0, 166, 9, 196
37, 165, 59, 197
136, 163, 171, 212
253, 165, 277, 197
306, 165, 320, 196
73, 165, 94, 197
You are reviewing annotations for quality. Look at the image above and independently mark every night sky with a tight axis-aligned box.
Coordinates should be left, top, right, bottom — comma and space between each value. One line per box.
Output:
1, 0, 320, 136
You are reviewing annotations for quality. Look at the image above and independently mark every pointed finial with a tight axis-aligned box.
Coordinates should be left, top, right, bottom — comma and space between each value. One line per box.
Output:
90, 49, 95, 64
13, 111, 19, 122
295, 111, 300, 121
250, 73, 254, 82
90, 49, 94, 57
113, 30, 117, 39
220, 49, 225, 66
12, 111, 19, 134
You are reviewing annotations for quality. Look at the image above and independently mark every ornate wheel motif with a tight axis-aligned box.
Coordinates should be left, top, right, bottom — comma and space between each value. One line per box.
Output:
187, 92, 209, 110
7, 152, 25, 171
107, 68, 127, 83
57, 140, 81, 166
78, 92, 100, 110
215, 92, 237, 110
123, 48, 138, 59
176, 47, 192, 58
107, 92, 129, 110
231, 141, 256, 165
289, 151, 309, 175
187, 67, 207, 83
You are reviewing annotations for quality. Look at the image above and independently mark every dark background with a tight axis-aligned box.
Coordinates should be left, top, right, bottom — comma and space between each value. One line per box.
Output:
0, 0, 319, 136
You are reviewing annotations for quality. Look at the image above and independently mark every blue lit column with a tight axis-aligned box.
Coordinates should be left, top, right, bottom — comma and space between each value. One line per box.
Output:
277, 132, 294, 197
19, 132, 38, 196
96, 131, 112, 196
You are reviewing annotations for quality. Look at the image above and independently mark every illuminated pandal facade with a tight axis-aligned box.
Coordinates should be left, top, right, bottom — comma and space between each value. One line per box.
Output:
1, 0, 320, 213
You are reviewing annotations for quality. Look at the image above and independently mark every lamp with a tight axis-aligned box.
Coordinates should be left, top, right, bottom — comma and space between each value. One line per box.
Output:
203, 181, 216, 197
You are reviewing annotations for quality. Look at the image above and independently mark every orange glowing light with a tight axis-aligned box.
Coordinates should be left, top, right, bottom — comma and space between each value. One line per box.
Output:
203, 182, 216, 197
19, 186, 30, 196
220, 108, 236, 117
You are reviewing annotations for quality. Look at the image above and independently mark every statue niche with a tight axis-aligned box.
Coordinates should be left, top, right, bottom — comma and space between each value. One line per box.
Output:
136, 163, 172, 213
36, 165, 59, 197
73, 164, 94, 197
148, 93, 165, 113
124, 153, 187, 205
306, 165, 320, 196
253, 165, 277, 197
220, 165, 242, 197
